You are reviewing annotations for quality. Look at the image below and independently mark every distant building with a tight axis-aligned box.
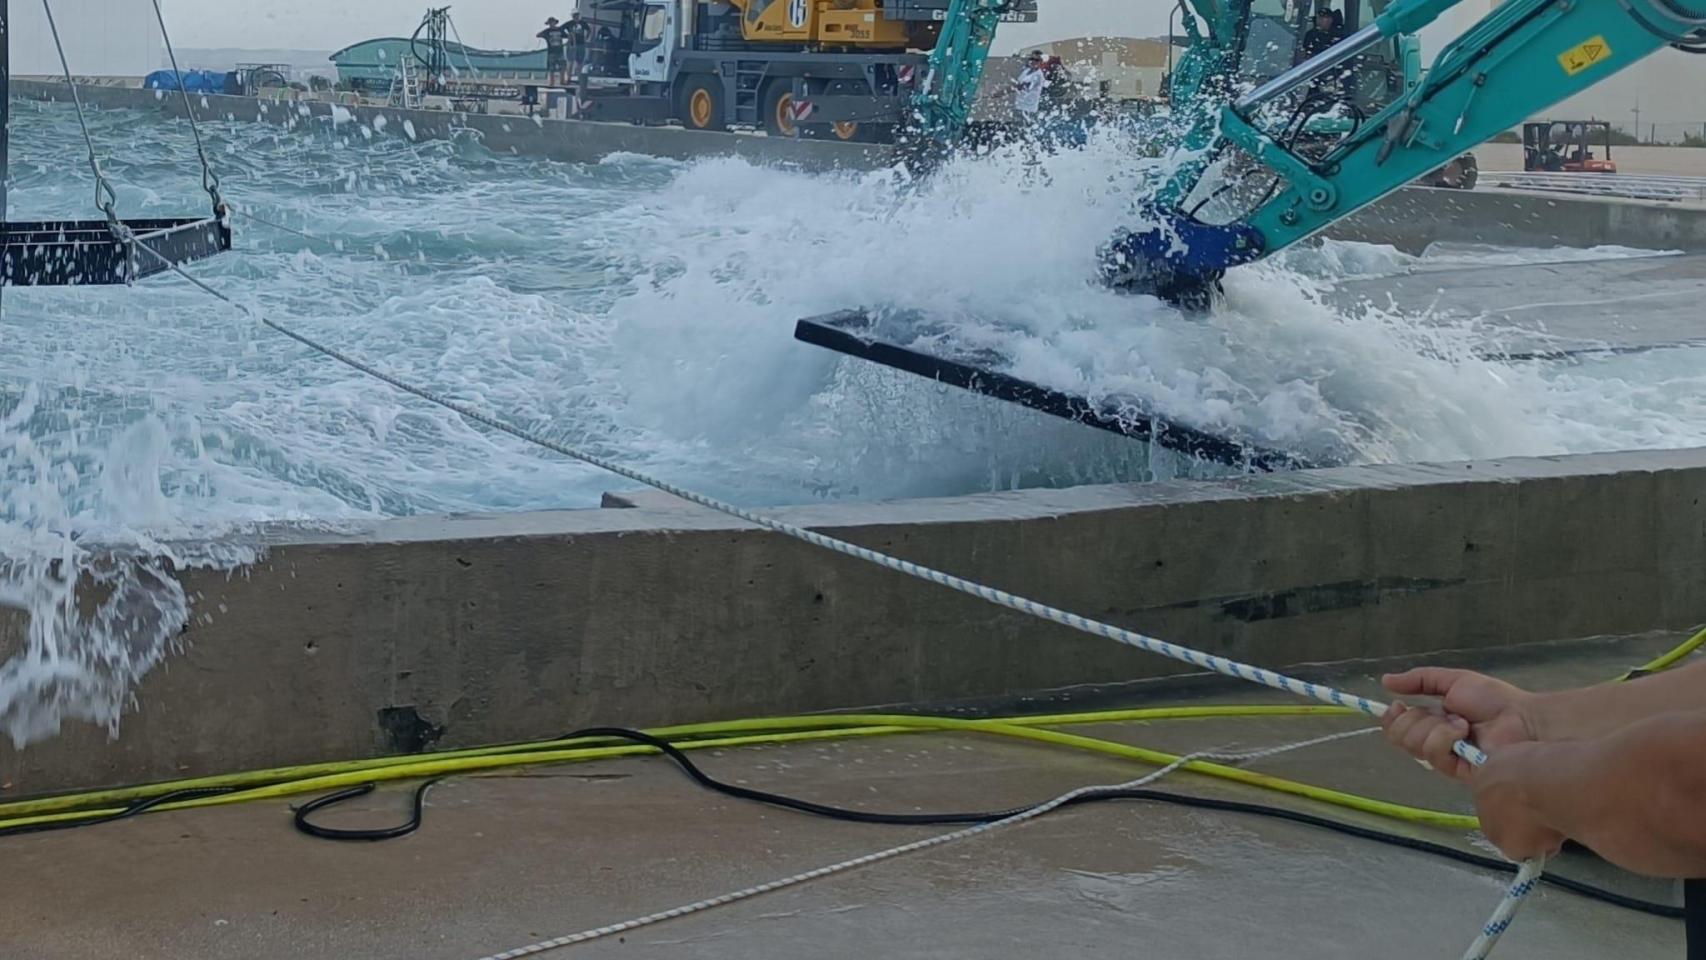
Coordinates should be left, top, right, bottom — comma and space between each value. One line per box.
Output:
11, 0, 167, 78
1034, 36, 1184, 100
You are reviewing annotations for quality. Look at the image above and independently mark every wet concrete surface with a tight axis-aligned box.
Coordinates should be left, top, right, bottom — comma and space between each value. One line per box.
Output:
2, 634, 1689, 959
1334, 252, 1706, 357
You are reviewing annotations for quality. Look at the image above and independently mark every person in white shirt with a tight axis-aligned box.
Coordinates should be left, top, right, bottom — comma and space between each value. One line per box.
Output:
1013, 50, 1045, 121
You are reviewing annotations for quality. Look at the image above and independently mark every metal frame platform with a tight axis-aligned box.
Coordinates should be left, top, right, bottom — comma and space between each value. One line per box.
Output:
2, 217, 231, 286
0, 0, 231, 288
794, 309, 1311, 472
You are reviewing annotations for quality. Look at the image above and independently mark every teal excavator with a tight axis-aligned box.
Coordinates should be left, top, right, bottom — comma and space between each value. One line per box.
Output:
799, 0, 1706, 468
903, 0, 1700, 303
1101, 0, 1706, 305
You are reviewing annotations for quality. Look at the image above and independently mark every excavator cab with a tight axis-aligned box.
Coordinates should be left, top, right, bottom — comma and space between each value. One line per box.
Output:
1235, 1, 1407, 120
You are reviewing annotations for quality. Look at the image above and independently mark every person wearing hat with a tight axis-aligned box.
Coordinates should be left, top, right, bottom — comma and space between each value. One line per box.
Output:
538, 17, 569, 86
1013, 50, 1046, 122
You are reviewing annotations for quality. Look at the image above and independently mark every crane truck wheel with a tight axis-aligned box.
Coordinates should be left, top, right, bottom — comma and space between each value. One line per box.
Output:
761, 79, 802, 138
675, 76, 728, 133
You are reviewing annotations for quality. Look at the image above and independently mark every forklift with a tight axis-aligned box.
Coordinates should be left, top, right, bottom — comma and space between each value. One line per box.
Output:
1523, 120, 1618, 173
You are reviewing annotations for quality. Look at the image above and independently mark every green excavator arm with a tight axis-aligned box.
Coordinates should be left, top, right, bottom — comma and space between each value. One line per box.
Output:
1108, 0, 1706, 301
909, 0, 1011, 140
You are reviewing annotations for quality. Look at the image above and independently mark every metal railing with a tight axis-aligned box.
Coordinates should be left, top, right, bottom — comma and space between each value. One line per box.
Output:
1480, 170, 1706, 203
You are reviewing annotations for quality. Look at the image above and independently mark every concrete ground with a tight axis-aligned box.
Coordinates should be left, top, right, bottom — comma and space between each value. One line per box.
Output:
1334, 251, 1706, 355
2, 634, 1689, 960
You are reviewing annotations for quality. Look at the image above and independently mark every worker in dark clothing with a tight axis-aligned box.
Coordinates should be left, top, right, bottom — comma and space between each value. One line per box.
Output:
565, 13, 592, 85
538, 17, 568, 86
1301, 8, 1343, 59
1301, 7, 1354, 104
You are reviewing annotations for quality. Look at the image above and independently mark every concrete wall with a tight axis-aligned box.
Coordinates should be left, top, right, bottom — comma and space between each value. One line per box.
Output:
6, 448, 1706, 794
1334, 186, 1706, 254
12, 79, 886, 173
19, 79, 1706, 254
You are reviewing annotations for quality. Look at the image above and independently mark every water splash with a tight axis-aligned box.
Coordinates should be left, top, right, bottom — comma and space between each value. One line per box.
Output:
2, 100, 1704, 744
0, 385, 256, 746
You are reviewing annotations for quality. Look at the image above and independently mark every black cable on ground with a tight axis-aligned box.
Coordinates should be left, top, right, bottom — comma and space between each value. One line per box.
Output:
293, 778, 442, 841
292, 726, 1681, 919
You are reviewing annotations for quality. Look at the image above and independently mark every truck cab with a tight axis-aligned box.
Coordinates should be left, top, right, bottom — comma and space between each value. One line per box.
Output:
627, 0, 676, 84
568, 0, 1036, 141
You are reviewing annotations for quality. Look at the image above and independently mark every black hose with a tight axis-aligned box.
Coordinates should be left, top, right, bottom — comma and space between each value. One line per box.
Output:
293, 778, 442, 841
289, 726, 1681, 919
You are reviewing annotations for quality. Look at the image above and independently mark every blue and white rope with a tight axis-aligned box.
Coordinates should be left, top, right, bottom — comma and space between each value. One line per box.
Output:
473, 728, 1378, 960
127, 241, 1543, 958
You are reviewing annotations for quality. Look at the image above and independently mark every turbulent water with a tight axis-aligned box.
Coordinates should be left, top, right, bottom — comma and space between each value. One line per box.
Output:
4, 98, 1706, 745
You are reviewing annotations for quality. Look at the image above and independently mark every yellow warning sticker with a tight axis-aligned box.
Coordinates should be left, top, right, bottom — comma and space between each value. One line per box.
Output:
1558, 35, 1613, 76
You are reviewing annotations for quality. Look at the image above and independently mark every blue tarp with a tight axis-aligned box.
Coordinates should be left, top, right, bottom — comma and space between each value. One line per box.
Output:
144, 69, 230, 94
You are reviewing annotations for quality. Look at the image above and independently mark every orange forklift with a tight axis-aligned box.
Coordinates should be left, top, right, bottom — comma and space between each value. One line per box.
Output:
1522, 120, 1618, 173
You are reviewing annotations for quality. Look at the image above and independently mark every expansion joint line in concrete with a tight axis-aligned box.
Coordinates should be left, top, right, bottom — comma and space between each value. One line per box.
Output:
129, 239, 1544, 959
474, 728, 1379, 960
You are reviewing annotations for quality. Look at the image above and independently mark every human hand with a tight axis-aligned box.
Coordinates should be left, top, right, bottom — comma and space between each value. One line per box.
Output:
1470, 740, 1568, 861
1381, 667, 1540, 781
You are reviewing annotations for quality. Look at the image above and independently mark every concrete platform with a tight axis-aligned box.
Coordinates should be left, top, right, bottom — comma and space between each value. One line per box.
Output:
1336, 252, 1706, 356
1, 636, 1686, 960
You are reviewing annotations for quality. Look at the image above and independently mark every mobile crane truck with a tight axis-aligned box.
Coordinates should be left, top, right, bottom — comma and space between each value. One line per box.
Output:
566, 0, 1035, 142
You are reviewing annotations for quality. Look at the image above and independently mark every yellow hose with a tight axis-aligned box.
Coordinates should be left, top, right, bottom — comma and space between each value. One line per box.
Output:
6, 627, 1699, 837
0, 705, 1354, 815
0, 705, 1475, 832
1622, 623, 1706, 679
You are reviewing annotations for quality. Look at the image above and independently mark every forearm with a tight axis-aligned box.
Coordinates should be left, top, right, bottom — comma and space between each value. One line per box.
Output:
1531, 659, 1706, 740
1528, 710, 1706, 877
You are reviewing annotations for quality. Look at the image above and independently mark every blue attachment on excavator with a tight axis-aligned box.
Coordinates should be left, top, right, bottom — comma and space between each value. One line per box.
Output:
1102, 207, 1266, 280
1098, 204, 1266, 309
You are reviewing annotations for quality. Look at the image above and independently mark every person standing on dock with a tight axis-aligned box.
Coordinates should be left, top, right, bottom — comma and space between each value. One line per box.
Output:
538, 17, 569, 86
566, 13, 592, 87
1013, 51, 1046, 124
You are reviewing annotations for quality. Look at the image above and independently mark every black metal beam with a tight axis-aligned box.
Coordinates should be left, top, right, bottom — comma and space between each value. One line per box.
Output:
3, 216, 231, 285
794, 309, 1313, 472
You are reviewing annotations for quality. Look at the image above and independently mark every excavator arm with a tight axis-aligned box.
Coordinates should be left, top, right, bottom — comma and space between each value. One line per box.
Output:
910, 0, 1011, 140
1108, 0, 1706, 302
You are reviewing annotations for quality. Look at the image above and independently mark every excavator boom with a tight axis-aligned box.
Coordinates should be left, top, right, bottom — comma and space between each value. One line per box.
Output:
909, 0, 1011, 139
1109, 0, 1706, 298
